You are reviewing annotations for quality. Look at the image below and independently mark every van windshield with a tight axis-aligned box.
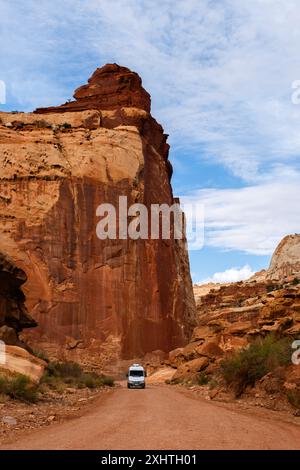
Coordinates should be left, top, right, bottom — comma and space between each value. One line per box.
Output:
129, 370, 144, 377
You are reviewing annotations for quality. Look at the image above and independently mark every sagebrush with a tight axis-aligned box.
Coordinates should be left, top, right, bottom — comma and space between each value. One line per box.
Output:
220, 335, 291, 397
0, 374, 38, 403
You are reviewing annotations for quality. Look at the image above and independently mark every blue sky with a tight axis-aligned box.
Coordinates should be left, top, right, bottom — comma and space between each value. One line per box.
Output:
1, 0, 300, 283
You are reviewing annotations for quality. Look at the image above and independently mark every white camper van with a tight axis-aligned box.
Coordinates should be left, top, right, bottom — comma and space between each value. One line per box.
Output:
127, 364, 146, 389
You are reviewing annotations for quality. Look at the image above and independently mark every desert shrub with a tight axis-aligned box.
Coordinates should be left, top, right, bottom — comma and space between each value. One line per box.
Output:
0, 374, 38, 403
292, 278, 300, 286
78, 372, 113, 389
208, 379, 219, 390
46, 361, 82, 378
0, 376, 9, 395
100, 375, 114, 387
287, 389, 300, 409
80, 373, 97, 389
197, 372, 209, 385
42, 361, 114, 390
32, 349, 49, 363
0, 393, 9, 404
267, 285, 275, 293
61, 122, 71, 130
220, 335, 291, 397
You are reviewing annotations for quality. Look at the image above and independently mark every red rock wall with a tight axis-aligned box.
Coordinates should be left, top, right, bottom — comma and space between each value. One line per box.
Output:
0, 64, 196, 363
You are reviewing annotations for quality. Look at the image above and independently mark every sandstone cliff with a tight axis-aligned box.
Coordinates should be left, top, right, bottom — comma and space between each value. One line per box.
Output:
0, 64, 196, 365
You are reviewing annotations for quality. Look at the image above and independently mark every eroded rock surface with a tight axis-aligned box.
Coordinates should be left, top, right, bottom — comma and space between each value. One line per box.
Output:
168, 235, 300, 386
35, 64, 151, 114
267, 234, 300, 280
0, 64, 196, 365
0, 345, 46, 383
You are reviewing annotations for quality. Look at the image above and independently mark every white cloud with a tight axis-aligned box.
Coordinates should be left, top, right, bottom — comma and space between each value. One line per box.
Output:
1, 0, 300, 259
1, 0, 300, 181
85, 0, 300, 181
197, 264, 255, 284
182, 170, 300, 255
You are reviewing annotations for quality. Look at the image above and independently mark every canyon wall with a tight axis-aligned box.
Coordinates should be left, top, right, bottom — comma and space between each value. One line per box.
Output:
0, 64, 196, 364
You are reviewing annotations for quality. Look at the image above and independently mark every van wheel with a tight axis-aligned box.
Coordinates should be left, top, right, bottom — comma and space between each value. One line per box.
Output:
127, 384, 131, 389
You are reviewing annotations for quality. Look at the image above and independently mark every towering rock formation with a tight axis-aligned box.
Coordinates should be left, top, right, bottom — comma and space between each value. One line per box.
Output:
0, 64, 196, 364
267, 234, 300, 280
35, 64, 151, 114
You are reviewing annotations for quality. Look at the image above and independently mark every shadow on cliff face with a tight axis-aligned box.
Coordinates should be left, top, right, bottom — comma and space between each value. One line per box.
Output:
0, 252, 37, 349
120, 136, 196, 358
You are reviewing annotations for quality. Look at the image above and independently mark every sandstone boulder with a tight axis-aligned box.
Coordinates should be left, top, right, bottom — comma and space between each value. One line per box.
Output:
0, 345, 46, 383
191, 326, 215, 342
168, 348, 185, 368
225, 321, 253, 336
219, 336, 248, 352
147, 367, 176, 384
285, 323, 300, 336
182, 341, 203, 361
195, 340, 224, 359
172, 357, 209, 381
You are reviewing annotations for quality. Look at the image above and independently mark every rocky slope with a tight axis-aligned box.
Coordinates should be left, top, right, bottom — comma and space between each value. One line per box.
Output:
169, 280, 300, 375
166, 234, 300, 411
0, 64, 196, 366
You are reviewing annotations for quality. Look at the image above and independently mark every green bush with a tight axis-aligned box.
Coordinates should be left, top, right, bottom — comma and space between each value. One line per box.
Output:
208, 379, 219, 390
46, 361, 82, 378
0, 376, 9, 395
287, 389, 300, 409
0, 374, 38, 403
32, 349, 49, 363
61, 122, 72, 130
100, 375, 114, 387
197, 372, 209, 385
0, 362, 114, 403
220, 335, 291, 397
42, 361, 114, 391
292, 278, 300, 286
79, 372, 107, 389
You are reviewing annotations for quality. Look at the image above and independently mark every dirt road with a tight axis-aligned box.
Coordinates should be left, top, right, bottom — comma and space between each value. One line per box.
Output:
1, 385, 300, 450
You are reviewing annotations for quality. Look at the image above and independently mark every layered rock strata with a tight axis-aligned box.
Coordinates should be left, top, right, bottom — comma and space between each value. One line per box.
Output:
0, 64, 196, 364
